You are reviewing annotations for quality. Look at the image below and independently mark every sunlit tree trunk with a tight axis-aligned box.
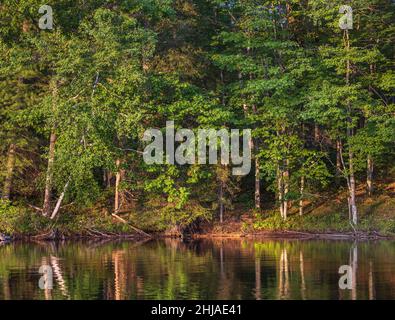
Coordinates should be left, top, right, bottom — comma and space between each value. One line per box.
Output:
2, 143, 16, 200
345, 29, 357, 226
255, 157, 261, 209
43, 81, 58, 217
299, 176, 305, 216
349, 154, 357, 225
283, 161, 289, 220
114, 159, 125, 213
366, 62, 375, 198
251, 134, 261, 210
50, 180, 69, 220
43, 131, 56, 217
277, 164, 284, 219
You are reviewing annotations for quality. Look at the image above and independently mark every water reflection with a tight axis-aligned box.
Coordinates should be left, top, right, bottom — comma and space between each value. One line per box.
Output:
0, 239, 394, 300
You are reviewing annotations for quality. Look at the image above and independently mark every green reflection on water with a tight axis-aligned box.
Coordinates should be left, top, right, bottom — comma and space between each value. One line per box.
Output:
0, 239, 394, 300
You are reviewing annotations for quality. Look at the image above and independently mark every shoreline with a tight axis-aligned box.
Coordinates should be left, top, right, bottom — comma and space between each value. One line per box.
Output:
193, 230, 394, 240
2, 229, 394, 243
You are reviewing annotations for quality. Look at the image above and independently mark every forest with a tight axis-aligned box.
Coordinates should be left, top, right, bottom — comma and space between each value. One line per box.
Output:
0, 0, 394, 238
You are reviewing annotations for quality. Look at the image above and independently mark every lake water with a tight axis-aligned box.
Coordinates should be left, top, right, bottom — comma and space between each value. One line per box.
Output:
0, 239, 394, 300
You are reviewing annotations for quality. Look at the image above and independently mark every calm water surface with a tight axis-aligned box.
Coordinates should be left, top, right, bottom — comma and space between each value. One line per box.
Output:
0, 239, 394, 300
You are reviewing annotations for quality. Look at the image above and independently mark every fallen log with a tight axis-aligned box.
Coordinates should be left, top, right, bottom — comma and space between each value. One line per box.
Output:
111, 213, 152, 238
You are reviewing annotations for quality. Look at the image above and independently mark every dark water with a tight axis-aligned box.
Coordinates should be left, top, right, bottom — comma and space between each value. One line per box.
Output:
0, 239, 394, 300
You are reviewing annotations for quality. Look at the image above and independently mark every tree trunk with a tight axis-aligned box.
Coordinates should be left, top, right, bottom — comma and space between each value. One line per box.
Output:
349, 145, 357, 226
255, 157, 260, 209
50, 180, 69, 220
366, 155, 373, 197
345, 28, 357, 226
114, 159, 122, 213
250, 136, 261, 210
336, 139, 342, 183
43, 131, 56, 217
277, 165, 284, 219
299, 175, 305, 216
283, 160, 289, 220
2, 143, 16, 200
219, 180, 224, 223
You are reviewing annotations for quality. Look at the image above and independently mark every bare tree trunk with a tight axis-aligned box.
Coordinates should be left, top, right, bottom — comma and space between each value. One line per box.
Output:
283, 160, 289, 220
349, 155, 357, 225
114, 159, 122, 213
366, 61, 375, 198
2, 143, 16, 200
255, 157, 260, 209
345, 29, 358, 226
50, 180, 69, 220
277, 165, 284, 219
43, 131, 56, 217
299, 175, 305, 216
367, 155, 373, 197
106, 171, 113, 188
250, 136, 261, 210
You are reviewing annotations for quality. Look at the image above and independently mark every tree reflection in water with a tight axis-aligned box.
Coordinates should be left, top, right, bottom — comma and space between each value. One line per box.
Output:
0, 239, 393, 300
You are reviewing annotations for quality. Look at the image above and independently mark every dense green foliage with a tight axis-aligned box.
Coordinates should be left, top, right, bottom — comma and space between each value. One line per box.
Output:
0, 1, 394, 235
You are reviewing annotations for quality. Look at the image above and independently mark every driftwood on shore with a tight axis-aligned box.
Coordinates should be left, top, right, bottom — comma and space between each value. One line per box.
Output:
28, 226, 151, 241
111, 213, 152, 238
